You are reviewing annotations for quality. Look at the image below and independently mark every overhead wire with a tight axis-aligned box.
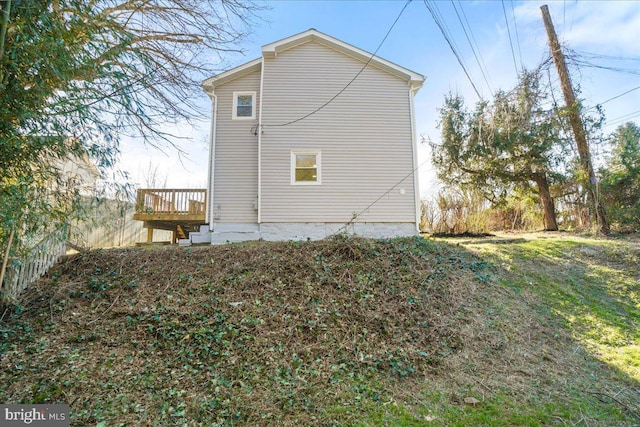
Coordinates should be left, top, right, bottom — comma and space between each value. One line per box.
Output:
262, 0, 413, 128
501, 0, 519, 75
590, 86, 640, 110
257, 0, 428, 233
604, 110, 640, 128
450, 0, 493, 95
574, 50, 640, 62
569, 60, 640, 77
330, 157, 431, 237
430, 0, 463, 58
457, 0, 494, 93
509, 0, 523, 67
423, 0, 482, 99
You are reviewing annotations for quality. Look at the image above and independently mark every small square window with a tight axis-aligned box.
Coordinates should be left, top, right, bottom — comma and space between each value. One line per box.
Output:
291, 151, 321, 185
232, 92, 256, 120
237, 95, 252, 117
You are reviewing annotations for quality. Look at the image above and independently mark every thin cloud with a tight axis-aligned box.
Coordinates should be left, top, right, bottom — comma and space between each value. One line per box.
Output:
515, 1, 640, 55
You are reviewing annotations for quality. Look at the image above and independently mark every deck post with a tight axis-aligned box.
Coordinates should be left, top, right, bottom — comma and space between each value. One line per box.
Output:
133, 189, 207, 244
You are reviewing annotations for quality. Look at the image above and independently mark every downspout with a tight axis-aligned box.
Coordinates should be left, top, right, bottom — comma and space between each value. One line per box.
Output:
408, 84, 421, 233
206, 92, 218, 229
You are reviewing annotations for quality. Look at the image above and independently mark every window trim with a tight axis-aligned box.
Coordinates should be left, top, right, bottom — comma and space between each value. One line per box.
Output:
232, 91, 256, 120
291, 151, 321, 185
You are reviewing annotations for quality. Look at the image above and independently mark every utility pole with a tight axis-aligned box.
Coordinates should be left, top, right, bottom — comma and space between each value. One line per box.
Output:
540, 4, 609, 234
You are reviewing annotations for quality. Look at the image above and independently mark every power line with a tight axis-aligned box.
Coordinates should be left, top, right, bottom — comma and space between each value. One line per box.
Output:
264, 0, 412, 128
594, 86, 640, 108
574, 50, 640, 62
457, 1, 494, 93
564, 49, 640, 78
604, 110, 640, 128
501, 0, 519, 75
331, 157, 430, 237
570, 60, 640, 77
430, 0, 463, 60
450, 0, 493, 95
509, 0, 523, 67
567, 49, 640, 75
423, 0, 482, 99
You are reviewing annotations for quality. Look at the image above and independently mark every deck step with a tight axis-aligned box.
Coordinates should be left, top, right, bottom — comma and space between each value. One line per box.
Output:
178, 225, 211, 246
176, 225, 187, 240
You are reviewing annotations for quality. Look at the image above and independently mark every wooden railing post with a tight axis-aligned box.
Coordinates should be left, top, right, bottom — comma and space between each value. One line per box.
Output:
133, 189, 207, 218
135, 190, 144, 213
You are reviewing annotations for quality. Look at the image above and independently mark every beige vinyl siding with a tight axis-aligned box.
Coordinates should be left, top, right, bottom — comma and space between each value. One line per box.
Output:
213, 69, 260, 223
260, 41, 415, 223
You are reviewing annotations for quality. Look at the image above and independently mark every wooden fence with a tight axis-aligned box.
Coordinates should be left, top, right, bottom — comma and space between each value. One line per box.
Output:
1, 226, 68, 301
72, 198, 171, 248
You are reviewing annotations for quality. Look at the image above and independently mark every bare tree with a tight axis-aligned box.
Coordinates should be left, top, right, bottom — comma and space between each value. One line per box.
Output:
0, 0, 262, 282
51, 0, 263, 143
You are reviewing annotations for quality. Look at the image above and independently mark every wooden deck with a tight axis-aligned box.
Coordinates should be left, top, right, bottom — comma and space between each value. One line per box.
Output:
133, 189, 207, 242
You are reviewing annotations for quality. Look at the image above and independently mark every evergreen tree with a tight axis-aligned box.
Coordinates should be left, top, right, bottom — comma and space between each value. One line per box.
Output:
431, 70, 572, 231
599, 122, 640, 231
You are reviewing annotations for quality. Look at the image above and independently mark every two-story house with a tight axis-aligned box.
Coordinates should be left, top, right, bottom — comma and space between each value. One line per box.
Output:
201, 29, 424, 243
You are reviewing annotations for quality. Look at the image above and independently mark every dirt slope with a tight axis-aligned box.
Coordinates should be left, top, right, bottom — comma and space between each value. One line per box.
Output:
0, 236, 636, 426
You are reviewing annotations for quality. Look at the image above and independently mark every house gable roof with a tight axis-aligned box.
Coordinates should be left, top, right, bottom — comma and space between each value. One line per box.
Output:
262, 29, 424, 88
202, 58, 262, 92
202, 29, 425, 92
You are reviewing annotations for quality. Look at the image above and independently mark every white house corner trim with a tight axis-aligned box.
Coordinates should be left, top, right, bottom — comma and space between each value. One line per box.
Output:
409, 86, 421, 232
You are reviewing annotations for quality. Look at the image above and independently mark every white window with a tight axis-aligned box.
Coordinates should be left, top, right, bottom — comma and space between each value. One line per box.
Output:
291, 151, 321, 185
232, 91, 256, 120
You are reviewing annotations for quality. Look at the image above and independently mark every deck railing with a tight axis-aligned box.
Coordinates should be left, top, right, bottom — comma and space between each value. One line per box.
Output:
1, 225, 68, 301
135, 189, 207, 217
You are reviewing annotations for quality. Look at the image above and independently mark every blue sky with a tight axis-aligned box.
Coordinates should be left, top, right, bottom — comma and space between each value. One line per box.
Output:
120, 0, 640, 198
